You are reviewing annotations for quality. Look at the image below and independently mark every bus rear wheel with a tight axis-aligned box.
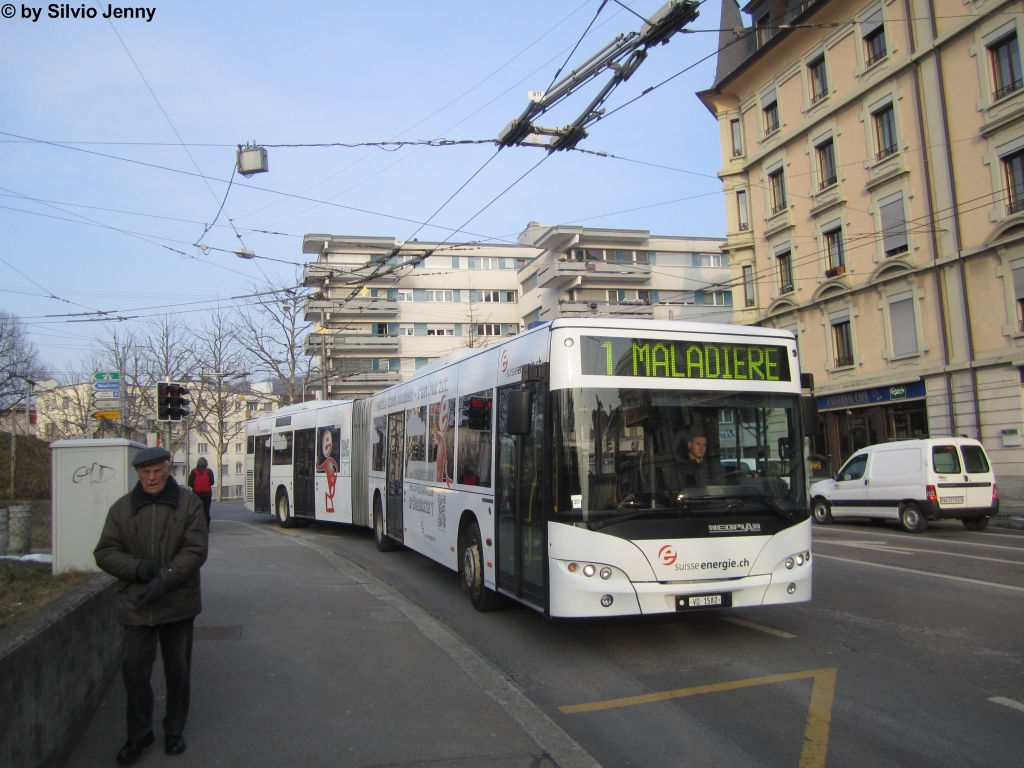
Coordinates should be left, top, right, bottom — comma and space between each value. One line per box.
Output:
276, 491, 297, 529
463, 521, 506, 612
374, 496, 397, 552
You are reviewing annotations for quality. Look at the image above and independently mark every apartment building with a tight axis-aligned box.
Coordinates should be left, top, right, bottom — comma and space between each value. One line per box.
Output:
301, 234, 539, 397
698, 0, 1024, 502
517, 223, 730, 324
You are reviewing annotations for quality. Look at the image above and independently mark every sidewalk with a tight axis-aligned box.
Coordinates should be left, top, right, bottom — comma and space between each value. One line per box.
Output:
65, 519, 598, 768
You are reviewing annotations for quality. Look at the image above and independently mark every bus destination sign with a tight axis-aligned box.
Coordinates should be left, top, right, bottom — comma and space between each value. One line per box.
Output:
580, 336, 792, 382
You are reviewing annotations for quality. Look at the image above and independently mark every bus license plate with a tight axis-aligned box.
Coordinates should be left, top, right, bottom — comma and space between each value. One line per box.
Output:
940, 496, 964, 504
677, 593, 732, 610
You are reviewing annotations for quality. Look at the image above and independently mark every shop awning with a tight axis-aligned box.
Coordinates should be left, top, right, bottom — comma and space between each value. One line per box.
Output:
816, 380, 926, 412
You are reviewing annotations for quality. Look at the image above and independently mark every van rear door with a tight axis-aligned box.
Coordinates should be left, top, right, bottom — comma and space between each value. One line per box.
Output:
958, 443, 994, 508
931, 444, 967, 512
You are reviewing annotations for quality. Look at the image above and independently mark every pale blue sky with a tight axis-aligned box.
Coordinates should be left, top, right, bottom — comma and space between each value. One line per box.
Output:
0, 0, 729, 370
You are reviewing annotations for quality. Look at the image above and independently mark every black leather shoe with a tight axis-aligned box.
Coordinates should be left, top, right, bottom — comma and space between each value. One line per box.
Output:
115, 731, 154, 764
164, 734, 186, 756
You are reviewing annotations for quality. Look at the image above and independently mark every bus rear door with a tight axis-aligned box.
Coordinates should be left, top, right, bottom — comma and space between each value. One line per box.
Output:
254, 435, 272, 512
293, 428, 316, 518
386, 412, 405, 543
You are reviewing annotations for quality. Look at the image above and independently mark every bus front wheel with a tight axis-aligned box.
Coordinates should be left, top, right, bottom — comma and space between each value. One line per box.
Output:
463, 521, 506, 612
374, 496, 397, 552
276, 491, 297, 529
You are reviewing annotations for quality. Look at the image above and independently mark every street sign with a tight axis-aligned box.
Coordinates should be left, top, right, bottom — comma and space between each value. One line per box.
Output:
93, 391, 121, 400
93, 372, 120, 381
93, 410, 121, 420
93, 381, 121, 391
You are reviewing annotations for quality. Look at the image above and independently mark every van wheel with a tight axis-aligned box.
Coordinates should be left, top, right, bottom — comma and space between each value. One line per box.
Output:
812, 499, 833, 524
276, 491, 297, 529
463, 521, 506, 612
373, 496, 397, 552
900, 503, 928, 533
962, 516, 990, 531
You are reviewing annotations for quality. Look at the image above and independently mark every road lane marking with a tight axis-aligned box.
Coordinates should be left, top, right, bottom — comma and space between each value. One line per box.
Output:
814, 554, 1024, 592
989, 696, 1024, 713
815, 539, 1024, 565
559, 668, 837, 768
814, 527, 1024, 552
720, 616, 797, 638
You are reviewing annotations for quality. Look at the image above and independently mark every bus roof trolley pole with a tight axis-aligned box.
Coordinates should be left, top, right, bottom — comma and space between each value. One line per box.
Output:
497, 0, 700, 153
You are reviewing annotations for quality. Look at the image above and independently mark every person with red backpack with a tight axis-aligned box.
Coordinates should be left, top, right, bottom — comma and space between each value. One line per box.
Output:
187, 457, 215, 529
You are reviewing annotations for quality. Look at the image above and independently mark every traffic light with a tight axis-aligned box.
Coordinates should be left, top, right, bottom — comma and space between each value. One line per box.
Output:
156, 382, 171, 422
168, 383, 191, 421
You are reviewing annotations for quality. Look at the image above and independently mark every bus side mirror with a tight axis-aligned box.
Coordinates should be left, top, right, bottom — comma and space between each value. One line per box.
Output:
507, 390, 533, 436
802, 396, 819, 437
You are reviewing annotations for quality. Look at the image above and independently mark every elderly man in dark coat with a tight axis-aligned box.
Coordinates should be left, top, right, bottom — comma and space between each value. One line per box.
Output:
94, 447, 208, 763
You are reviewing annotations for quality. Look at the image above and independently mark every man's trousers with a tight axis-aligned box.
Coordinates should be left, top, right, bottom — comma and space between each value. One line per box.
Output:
122, 617, 195, 739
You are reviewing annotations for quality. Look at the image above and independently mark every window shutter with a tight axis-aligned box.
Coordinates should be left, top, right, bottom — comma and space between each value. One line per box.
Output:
413, 288, 426, 302
500, 323, 508, 336
454, 323, 463, 336
387, 323, 399, 334
451, 256, 460, 269
386, 288, 398, 299
415, 358, 428, 369
861, 8, 883, 36
1012, 259, 1024, 299
889, 297, 917, 355
880, 198, 907, 254
695, 291, 704, 305
650, 290, 659, 304
414, 323, 427, 336
761, 85, 777, 105
692, 253, 702, 267
830, 309, 850, 324
725, 291, 734, 307
453, 289, 461, 302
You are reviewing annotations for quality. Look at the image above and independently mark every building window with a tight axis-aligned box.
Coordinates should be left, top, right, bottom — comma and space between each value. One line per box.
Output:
880, 195, 909, 256
1004, 150, 1024, 214
505, 291, 517, 303
263, 402, 273, 411
692, 253, 729, 267
756, 12, 772, 47
873, 103, 898, 160
476, 324, 501, 337
397, 290, 413, 302
763, 98, 779, 135
990, 32, 1023, 100
235, 461, 243, 474
737, 190, 749, 231
425, 290, 454, 302
863, 11, 886, 66
197, 443, 208, 454
776, 250, 794, 294
426, 328, 454, 336
516, 258, 527, 270
481, 290, 500, 303
743, 265, 755, 306
889, 293, 918, 356
1011, 259, 1024, 331
235, 442, 242, 453
824, 227, 845, 271
707, 291, 727, 306
809, 56, 828, 103
769, 168, 787, 214
399, 326, 415, 336
817, 139, 837, 189
730, 119, 743, 156
833, 321, 854, 367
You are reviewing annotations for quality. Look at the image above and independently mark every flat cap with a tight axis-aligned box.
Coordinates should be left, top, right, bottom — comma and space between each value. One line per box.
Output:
132, 446, 171, 468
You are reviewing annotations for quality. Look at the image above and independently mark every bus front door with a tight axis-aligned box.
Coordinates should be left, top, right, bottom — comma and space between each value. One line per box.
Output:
386, 412, 405, 543
254, 435, 271, 513
293, 428, 316, 517
495, 384, 546, 607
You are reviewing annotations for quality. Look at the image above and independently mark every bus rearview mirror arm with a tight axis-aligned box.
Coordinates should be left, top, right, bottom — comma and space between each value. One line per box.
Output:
506, 389, 533, 436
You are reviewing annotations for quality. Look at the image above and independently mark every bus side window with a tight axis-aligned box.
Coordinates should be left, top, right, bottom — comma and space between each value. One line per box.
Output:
246, 436, 254, 455
371, 416, 386, 472
272, 431, 293, 465
458, 390, 493, 488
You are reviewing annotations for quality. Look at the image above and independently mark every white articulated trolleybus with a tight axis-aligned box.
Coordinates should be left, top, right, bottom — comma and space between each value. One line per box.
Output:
245, 318, 819, 618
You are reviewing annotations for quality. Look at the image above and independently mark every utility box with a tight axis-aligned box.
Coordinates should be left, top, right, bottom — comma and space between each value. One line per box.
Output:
51, 438, 145, 574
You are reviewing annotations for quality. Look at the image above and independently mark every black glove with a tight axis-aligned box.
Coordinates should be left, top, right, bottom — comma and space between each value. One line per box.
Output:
136, 575, 167, 607
136, 559, 160, 582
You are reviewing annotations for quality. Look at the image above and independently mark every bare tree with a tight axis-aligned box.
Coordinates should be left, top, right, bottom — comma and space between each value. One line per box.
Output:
139, 315, 201, 456
0, 311, 41, 416
235, 282, 312, 405
190, 307, 251, 500
35, 371, 95, 441
95, 328, 149, 440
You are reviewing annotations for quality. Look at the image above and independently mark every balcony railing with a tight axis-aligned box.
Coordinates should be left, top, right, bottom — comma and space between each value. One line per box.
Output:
1008, 198, 1024, 215
994, 79, 1023, 101
865, 47, 887, 67
875, 145, 898, 162
810, 89, 828, 105
771, 202, 788, 215
1019, 319, 1024, 332
745, 298, 756, 307
738, 223, 750, 231
819, 176, 837, 190
825, 265, 846, 278
780, 283, 794, 294
885, 244, 909, 257
834, 356, 855, 368
733, 148, 743, 157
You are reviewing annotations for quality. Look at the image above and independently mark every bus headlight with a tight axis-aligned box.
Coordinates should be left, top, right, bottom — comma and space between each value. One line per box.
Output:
583, 564, 596, 577
567, 563, 579, 573
785, 557, 795, 569
795, 554, 805, 566
599, 567, 612, 580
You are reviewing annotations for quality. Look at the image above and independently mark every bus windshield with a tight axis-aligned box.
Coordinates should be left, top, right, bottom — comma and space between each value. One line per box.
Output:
553, 388, 806, 524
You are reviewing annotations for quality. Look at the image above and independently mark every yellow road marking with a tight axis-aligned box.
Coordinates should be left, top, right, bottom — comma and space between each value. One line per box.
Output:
560, 668, 837, 768
720, 616, 797, 638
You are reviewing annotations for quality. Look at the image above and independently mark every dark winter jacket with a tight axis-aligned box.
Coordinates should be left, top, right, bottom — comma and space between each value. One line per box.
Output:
94, 477, 208, 626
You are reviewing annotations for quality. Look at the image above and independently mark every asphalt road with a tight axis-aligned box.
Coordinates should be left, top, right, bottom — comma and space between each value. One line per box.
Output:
213, 503, 1024, 768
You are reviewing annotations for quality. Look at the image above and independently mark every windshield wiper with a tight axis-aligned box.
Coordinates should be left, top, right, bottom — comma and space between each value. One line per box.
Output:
690, 493, 798, 520
587, 512, 643, 530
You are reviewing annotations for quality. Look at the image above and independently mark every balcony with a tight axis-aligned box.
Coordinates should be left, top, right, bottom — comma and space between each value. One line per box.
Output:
875, 145, 898, 162
834, 356, 855, 368
810, 89, 828, 105
537, 258, 651, 289
733, 148, 743, 157
771, 202, 788, 216
557, 300, 654, 317
1008, 199, 1024, 215
303, 296, 398, 322
994, 80, 1023, 101
819, 176, 837, 191
302, 263, 334, 287
780, 283, 795, 295
865, 46, 887, 68
824, 265, 846, 279
305, 333, 400, 356
328, 371, 402, 393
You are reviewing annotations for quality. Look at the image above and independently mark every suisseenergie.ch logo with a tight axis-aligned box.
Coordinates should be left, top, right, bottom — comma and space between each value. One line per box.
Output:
2, 4, 157, 22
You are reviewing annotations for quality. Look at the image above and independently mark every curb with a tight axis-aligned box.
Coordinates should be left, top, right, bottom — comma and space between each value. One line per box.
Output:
232, 520, 602, 768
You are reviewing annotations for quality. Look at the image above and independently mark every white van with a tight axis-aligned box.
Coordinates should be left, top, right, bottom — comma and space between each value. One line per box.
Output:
809, 438, 999, 532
